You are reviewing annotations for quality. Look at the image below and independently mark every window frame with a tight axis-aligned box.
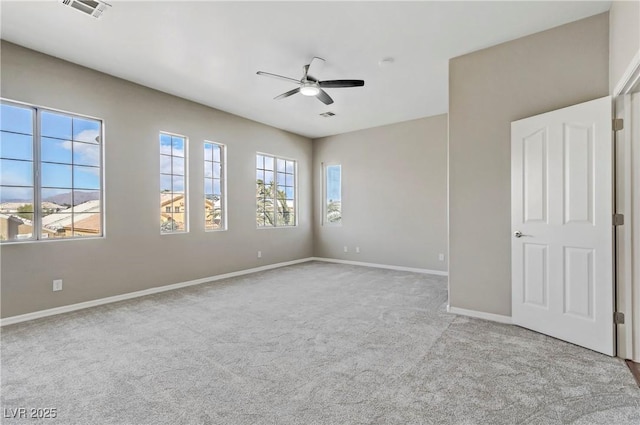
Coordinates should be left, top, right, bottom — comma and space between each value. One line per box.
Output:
0, 98, 105, 244
256, 152, 298, 229
204, 141, 227, 232
322, 163, 342, 226
159, 131, 189, 235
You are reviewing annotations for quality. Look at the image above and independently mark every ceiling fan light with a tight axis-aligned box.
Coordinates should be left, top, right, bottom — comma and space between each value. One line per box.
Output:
300, 84, 320, 96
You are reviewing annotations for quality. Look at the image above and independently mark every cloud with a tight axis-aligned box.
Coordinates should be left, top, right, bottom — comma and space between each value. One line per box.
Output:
160, 137, 185, 176
75, 129, 100, 144
75, 143, 100, 166
160, 144, 173, 156
161, 155, 171, 174
61, 136, 100, 167
160, 155, 184, 176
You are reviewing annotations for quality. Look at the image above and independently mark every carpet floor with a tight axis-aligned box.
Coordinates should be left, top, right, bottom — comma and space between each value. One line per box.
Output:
1, 261, 638, 424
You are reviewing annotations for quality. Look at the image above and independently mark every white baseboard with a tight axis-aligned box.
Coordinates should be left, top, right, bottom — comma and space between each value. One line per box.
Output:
447, 305, 512, 324
0, 257, 314, 327
311, 257, 448, 276
2, 256, 448, 327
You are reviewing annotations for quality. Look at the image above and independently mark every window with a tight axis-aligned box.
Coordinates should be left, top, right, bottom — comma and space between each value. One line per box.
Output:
160, 132, 187, 233
0, 100, 103, 242
324, 164, 342, 225
256, 153, 296, 227
204, 142, 225, 231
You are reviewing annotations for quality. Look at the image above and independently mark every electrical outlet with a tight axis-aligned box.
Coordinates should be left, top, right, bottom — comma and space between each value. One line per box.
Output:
53, 279, 63, 291
257, 251, 262, 259
343, 246, 348, 253
439, 253, 445, 261
356, 246, 360, 253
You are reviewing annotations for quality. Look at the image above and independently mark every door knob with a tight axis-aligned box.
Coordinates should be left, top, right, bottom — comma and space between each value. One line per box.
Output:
514, 231, 529, 238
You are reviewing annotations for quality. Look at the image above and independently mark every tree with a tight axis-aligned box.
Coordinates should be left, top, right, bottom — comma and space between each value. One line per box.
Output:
161, 217, 178, 232
327, 200, 342, 223
256, 179, 294, 226
256, 179, 275, 226
205, 195, 221, 228
275, 187, 292, 226
17, 204, 33, 220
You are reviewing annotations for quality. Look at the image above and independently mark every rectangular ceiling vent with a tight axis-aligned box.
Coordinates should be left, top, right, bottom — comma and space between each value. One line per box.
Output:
60, 0, 111, 19
319, 112, 336, 118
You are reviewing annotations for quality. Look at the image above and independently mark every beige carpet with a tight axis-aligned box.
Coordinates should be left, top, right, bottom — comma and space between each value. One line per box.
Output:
1, 261, 638, 424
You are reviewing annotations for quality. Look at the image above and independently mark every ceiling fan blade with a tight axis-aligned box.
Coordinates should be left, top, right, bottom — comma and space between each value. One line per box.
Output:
319, 80, 365, 88
306, 57, 325, 81
316, 89, 334, 105
274, 87, 300, 100
257, 71, 300, 84
303, 65, 317, 82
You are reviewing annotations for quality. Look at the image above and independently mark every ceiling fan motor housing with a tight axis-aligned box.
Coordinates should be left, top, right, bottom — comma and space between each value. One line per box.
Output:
300, 81, 320, 96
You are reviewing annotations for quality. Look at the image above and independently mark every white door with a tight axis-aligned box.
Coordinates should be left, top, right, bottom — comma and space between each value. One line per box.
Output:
511, 96, 614, 356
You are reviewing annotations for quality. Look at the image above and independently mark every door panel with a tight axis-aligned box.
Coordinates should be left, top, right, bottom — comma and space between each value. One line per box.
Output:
563, 246, 594, 319
523, 129, 548, 223
512, 96, 613, 356
523, 243, 548, 308
563, 123, 594, 225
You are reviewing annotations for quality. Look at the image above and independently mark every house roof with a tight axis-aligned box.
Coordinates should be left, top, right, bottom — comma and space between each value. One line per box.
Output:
63, 213, 101, 234
160, 193, 185, 207
41, 200, 100, 230
0, 213, 23, 223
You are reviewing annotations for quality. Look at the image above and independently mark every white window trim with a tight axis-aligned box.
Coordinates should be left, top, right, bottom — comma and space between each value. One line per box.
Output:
256, 151, 298, 229
322, 162, 342, 227
160, 131, 189, 235
0, 98, 105, 244
204, 140, 227, 232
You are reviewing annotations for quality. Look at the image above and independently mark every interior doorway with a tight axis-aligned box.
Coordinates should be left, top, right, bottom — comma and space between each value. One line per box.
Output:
615, 76, 640, 365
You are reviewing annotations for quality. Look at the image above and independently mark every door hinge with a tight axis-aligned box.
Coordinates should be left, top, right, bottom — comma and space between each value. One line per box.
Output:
614, 312, 625, 325
613, 214, 624, 226
613, 118, 624, 131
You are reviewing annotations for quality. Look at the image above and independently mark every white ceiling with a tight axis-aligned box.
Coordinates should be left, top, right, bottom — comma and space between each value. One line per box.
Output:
1, 1, 611, 139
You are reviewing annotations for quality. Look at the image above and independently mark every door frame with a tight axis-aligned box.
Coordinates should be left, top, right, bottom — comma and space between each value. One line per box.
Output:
613, 51, 640, 361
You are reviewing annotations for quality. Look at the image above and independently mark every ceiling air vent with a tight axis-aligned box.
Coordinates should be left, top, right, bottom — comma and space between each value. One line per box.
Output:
60, 0, 111, 19
319, 112, 336, 118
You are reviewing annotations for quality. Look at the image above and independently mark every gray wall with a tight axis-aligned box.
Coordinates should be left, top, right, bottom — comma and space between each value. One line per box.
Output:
0, 42, 313, 318
313, 115, 448, 272
448, 13, 609, 316
609, 1, 640, 92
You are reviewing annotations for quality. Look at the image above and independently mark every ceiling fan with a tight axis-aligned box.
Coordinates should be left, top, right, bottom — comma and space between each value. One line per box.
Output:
256, 57, 365, 105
